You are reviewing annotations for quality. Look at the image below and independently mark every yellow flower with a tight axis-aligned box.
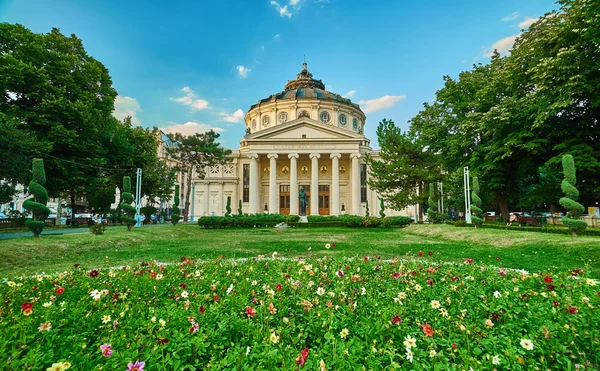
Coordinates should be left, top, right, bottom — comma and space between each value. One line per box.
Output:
7, 281, 16, 287
430, 300, 440, 309
269, 332, 279, 343
340, 328, 349, 339
586, 278, 596, 286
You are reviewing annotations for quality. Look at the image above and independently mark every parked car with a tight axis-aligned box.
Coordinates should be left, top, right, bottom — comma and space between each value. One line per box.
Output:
66, 214, 95, 228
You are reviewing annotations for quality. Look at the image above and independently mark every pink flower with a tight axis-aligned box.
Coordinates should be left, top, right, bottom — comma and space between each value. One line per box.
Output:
337, 270, 344, 278
100, 343, 112, 357
498, 268, 507, 276
126, 361, 145, 371
392, 272, 400, 279
246, 306, 256, 318
189, 321, 199, 333
392, 315, 402, 324
296, 348, 309, 367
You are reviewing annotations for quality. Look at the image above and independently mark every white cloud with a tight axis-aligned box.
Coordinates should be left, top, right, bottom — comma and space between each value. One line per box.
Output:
518, 17, 539, 29
237, 65, 251, 78
359, 95, 407, 113
160, 121, 225, 136
289, 0, 301, 5
218, 109, 245, 123
501, 12, 519, 22
273, 34, 281, 39
345, 90, 356, 98
113, 95, 142, 126
170, 87, 209, 111
484, 34, 519, 57
270, 1, 292, 18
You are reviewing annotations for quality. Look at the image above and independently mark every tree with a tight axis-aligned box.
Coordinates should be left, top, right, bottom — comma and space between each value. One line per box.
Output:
366, 119, 440, 221
22, 159, 51, 237
171, 185, 181, 225
428, 183, 437, 213
559, 155, 587, 236
0, 24, 118, 221
166, 131, 232, 222
470, 177, 483, 227
119, 176, 136, 231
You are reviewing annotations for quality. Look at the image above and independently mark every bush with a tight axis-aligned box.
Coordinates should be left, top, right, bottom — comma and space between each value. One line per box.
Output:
197, 214, 286, 229
363, 216, 382, 228
454, 220, 468, 227
342, 215, 364, 228
427, 211, 448, 224
470, 177, 483, 227
382, 216, 412, 228
89, 223, 107, 235
285, 215, 301, 223
140, 206, 157, 218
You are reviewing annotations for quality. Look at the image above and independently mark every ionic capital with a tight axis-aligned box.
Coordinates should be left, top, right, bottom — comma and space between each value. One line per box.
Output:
248, 153, 259, 160
350, 153, 361, 160
309, 153, 321, 160
267, 153, 279, 160
330, 153, 342, 160
288, 153, 300, 160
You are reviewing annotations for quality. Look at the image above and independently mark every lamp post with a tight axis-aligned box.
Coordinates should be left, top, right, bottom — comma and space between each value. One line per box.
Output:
463, 166, 471, 224
190, 183, 195, 223
135, 167, 143, 227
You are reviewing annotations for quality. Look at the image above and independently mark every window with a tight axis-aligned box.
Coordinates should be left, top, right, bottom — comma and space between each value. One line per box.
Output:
360, 164, 367, 203
339, 113, 347, 127
243, 164, 250, 202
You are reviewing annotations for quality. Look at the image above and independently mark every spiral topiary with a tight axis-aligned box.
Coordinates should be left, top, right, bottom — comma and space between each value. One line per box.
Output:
119, 176, 136, 231
238, 199, 243, 215
365, 200, 370, 217
225, 196, 232, 217
171, 184, 181, 225
23, 158, 51, 237
470, 177, 483, 227
428, 183, 437, 212
559, 155, 587, 236
379, 197, 385, 218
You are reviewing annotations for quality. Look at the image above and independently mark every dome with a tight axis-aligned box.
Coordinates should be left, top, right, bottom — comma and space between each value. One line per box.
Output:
250, 62, 361, 111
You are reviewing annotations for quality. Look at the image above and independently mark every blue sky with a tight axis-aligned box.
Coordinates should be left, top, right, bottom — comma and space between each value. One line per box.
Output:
1, 0, 557, 149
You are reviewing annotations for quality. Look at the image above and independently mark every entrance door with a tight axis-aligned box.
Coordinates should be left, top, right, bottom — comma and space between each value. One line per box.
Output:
318, 185, 330, 215
299, 185, 310, 216
279, 185, 290, 215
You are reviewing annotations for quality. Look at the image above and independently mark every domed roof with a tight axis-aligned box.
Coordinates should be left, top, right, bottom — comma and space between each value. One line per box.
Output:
250, 62, 361, 110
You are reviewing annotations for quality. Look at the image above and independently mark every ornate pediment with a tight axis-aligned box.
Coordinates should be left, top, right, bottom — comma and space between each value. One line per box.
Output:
245, 118, 363, 141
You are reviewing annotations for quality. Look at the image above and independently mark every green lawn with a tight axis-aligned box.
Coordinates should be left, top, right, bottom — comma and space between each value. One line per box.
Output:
1, 224, 599, 277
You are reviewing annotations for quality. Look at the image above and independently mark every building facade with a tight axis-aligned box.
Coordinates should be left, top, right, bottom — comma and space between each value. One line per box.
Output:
189, 63, 414, 219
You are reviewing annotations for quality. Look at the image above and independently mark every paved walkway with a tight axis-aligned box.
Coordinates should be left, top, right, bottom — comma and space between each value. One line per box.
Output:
0, 223, 170, 240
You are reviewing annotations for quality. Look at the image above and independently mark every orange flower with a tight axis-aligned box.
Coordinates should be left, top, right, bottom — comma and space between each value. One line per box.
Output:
245, 306, 256, 317
422, 324, 434, 337
269, 303, 277, 314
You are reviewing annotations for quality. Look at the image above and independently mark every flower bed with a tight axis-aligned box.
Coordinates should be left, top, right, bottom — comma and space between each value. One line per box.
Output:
1, 253, 599, 370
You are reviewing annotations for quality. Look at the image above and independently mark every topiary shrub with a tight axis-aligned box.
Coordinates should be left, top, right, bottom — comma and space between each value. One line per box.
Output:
470, 177, 483, 228
379, 197, 385, 218
382, 216, 412, 228
428, 211, 448, 224
141, 206, 157, 222
559, 155, 587, 236
365, 200, 370, 217
90, 223, 106, 235
454, 220, 467, 227
119, 176, 136, 231
238, 199, 243, 215
23, 158, 51, 238
225, 196, 232, 217
285, 215, 301, 223
171, 184, 181, 225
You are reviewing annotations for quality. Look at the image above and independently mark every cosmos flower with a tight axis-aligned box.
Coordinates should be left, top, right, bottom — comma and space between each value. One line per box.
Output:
520, 338, 534, 350
100, 343, 112, 357
126, 361, 145, 371
340, 328, 349, 339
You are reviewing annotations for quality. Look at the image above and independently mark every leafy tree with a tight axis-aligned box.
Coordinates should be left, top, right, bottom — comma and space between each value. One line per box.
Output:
428, 183, 437, 212
22, 159, 51, 237
119, 176, 136, 231
379, 198, 385, 218
559, 155, 587, 236
225, 196, 232, 217
171, 185, 181, 225
0, 24, 118, 221
166, 131, 232, 222
366, 119, 440, 221
470, 177, 483, 227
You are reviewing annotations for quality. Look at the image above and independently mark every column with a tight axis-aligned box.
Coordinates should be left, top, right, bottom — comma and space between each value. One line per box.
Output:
248, 153, 259, 214
288, 153, 299, 215
267, 154, 278, 214
309, 153, 320, 215
204, 183, 209, 216
330, 153, 341, 216
219, 182, 224, 216
350, 153, 361, 215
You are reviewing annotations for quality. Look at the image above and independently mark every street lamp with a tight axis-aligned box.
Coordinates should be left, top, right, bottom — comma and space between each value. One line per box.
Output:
463, 166, 472, 224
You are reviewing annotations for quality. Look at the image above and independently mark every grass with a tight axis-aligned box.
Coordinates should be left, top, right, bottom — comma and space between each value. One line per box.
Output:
0, 224, 599, 278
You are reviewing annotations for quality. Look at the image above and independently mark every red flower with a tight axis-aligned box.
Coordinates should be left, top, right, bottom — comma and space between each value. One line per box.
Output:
553, 300, 559, 307
89, 269, 99, 278
464, 258, 474, 264
544, 276, 553, 284
428, 251, 433, 256
452, 342, 457, 349
392, 315, 402, 324
566, 305, 578, 314
392, 272, 400, 279
422, 324, 434, 337
149, 272, 156, 279
73, 263, 80, 268
213, 295, 220, 302
157, 337, 169, 344
21, 302, 33, 311
180, 283, 187, 289
245, 306, 256, 318
418, 251, 424, 257
199, 305, 205, 314
547, 284, 556, 291
296, 348, 309, 367
55, 287, 64, 295
275, 283, 282, 291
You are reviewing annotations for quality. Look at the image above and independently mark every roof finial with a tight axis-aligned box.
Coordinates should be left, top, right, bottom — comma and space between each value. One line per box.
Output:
302, 54, 307, 71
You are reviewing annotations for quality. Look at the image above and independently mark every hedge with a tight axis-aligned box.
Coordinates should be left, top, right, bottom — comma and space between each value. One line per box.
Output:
197, 214, 288, 229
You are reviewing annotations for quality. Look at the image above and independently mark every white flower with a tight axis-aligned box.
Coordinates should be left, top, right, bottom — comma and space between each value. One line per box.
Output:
586, 278, 596, 286
405, 348, 414, 363
272, 251, 278, 259
226, 284, 234, 295
582, 297, 590, 303
181, 291, 189, 298
485, 319, 494, 327
520, 338, 534, 350
430, 300, 440, 309
90, 290, 101, 300
325, 243, 331, 249
159, 319, 166, 327
492, 355, 500, 365
269, 332, 279, 343
340, 328, 349, 339
403, 335, 416, 349
361, 287, 366, 296
42, 302, 52, 308
414, 284, 422, 291
246, 346, 251, 356
151, 316, 156, 323
429, 349, 437, 357
439, 308, 449, 317
36, 275, 44, 282
252, 280, 258, 286
493, 291, 501, 298
7, 281, 15, 287
316, 287, 325, 296
102, 315, 111, 324
156, 274, 164, 280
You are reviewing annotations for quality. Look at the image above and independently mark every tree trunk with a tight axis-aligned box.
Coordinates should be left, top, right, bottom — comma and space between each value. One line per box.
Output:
183, 166, 192, 223
494, 190, 509, 223
549, 203, 556, 214
70, 189, 76, 225
56, 197, 62, 226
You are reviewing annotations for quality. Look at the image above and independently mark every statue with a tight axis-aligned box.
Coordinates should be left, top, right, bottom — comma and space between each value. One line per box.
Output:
299, 187, 308, 216
245, 127, 251, 135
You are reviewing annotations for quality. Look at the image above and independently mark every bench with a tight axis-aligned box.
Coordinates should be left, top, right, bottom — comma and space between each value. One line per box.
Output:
517, 216, 542, 227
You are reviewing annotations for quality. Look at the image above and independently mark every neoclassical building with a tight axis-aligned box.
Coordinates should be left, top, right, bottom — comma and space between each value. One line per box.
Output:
188, 63, 414, 219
